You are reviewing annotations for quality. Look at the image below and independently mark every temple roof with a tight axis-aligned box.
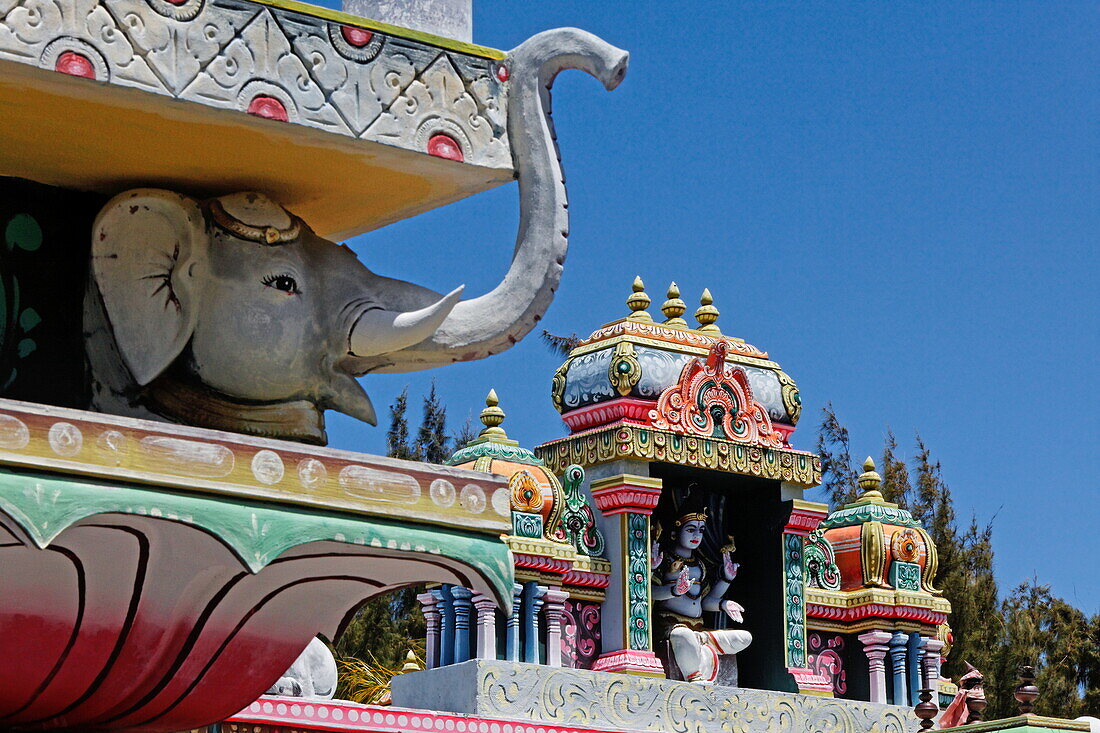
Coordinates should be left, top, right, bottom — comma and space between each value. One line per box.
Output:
550, 277, 802, 442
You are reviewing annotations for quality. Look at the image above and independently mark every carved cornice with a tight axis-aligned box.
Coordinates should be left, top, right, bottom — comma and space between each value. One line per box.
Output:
589, 474, 662, 516
536, 424, 821, 487
0, 399, 510, 533
573, 319, 770, 362
787, 499, 828, 534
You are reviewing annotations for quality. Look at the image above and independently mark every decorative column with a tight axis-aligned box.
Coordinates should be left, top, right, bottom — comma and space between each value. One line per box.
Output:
451, 586, 474, 664
783, 498, 832, 695
417, 591, 441, 669
542, 588, 569, 667
522, 582, 546, 664
504, 583, 523, 662
588, 473, 665, 677
921, 637, 944, 696
436, 586, 455, 667
889, 631, 909, 706
471, 593, 498, 660
858, 630, 893, 704
906, 632, 923, 706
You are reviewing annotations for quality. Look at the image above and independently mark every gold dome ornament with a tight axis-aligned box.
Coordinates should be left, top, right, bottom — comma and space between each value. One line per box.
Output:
857, 456, 884, 501
661, 282, 688, 327
479, 389, 508, 439
400, 650, 422, 674
694, 288, 721, 334
626, 276, 653, 322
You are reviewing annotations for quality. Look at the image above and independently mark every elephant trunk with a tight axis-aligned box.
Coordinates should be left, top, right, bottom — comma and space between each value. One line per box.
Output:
373, 28, 628, 373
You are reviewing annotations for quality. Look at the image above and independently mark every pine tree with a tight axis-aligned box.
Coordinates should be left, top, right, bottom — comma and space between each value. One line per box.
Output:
451, 412, 478, 452
415, 382, 450, 464
879, 429, 913, 509
386, 387, 418, 461
816, 403, 858, 508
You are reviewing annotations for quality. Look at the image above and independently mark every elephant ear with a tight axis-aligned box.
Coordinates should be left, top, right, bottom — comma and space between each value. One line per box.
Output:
91, 189, 208, 386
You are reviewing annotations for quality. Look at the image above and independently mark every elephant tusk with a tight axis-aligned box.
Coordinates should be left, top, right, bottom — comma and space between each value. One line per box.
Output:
348, 286, 464, 358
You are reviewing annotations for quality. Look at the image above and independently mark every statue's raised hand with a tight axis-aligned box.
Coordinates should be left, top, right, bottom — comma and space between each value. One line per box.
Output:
674, 565, 694, 596
721, 553, 739, 582
650, 541, 663, 570
721, 600, 745, 623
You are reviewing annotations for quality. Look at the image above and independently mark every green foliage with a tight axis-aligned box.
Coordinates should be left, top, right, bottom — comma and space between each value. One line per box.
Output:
386, 387, 417, 461
816, 402, 858, 507
817, 407, 1099, 719
415, 382, 449, 464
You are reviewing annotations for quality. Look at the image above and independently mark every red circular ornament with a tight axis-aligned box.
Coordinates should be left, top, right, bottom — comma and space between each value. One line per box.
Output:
496, 64, 509, 81
426, 133, 463, 162
246, 95, 289, 122
55, 51, 95, 79
340, 25, 374, 47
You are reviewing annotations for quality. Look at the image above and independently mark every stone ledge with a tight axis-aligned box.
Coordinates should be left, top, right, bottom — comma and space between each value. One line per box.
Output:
391, 660, 913, 733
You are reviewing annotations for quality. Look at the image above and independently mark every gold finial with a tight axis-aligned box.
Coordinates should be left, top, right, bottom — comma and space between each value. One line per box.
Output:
479, 388, 507, 439
694, 288, 721, 333
400, 650, 422, 674
626, 276, 653, 321
661, 282, 688, 327
857, 456, 884, 500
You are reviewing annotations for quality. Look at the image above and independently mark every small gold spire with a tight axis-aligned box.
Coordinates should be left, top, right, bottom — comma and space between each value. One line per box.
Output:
661, 282, 688, 327
694, 288, 721, 333
626, 276, 653, 321
479, 388, 507, 439
400, 650, 422, 674
857, 456, 884, 501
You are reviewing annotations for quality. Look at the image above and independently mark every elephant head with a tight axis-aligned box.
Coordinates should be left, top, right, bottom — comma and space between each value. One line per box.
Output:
83, 29, 628, 444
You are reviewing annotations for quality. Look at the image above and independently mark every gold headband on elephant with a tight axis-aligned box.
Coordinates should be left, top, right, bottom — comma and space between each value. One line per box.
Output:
206, 196, 302, 245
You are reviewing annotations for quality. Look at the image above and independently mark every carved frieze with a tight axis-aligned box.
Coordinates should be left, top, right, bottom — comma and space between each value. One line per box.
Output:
0, 0, 512, 169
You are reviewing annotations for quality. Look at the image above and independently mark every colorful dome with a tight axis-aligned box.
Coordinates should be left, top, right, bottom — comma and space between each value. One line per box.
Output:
447, 389, 560, 522
550, 278, 801, 445
815, 458, 942, 595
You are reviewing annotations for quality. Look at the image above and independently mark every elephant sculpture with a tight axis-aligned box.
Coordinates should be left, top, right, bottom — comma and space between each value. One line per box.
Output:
266, 637, 338, 699
83, 29, 627, 444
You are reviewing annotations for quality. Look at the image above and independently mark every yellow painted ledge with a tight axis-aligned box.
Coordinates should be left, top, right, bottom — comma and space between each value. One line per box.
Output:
259, 0, 506, 59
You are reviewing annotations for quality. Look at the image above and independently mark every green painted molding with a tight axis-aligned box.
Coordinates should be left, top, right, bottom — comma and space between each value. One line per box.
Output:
254, 0, 506, 59
0, 467, 513, 603
946, 715, 1091, 733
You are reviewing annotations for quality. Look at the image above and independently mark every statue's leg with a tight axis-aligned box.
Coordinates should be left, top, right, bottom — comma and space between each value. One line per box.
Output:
669, 626, 707, 683
705, 629, 752, 656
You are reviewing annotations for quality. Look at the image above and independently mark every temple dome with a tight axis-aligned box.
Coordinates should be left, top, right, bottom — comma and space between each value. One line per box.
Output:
814, 458, 943, 596
550, 277, 802, 443
447, 389, 560, 521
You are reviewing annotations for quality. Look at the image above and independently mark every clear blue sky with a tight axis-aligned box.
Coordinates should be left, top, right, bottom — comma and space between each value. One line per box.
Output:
318, 2, 1100, 612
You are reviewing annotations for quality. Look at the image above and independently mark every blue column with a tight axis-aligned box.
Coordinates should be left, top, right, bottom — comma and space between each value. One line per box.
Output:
522, 582, 547, 664
889, 631, 909, 706
436, 585, 455, 667
451, 586, 474, 664
907, 632, 923, 706
505, 583, 523, 662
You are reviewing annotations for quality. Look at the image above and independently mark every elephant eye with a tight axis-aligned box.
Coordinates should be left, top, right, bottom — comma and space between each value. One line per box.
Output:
263, 274, 300, 295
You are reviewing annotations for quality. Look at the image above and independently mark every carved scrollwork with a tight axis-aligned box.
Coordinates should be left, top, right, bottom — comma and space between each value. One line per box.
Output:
607, 340, 641, 396
647, 341, 784, 448
776, 369, 801, 425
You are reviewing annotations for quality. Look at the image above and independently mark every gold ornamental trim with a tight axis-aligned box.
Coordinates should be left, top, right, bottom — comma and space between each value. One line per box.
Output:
504, 535, 578, 561
805, 587, 952, 614
860, 520, 888, 588
569, 332, 778, 370
535, 424, 820, 487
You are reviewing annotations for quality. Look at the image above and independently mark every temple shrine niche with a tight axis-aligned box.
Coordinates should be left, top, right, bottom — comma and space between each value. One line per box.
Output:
535, 279, 827, 692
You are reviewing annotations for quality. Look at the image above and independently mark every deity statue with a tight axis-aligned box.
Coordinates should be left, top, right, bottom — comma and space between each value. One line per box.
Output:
652, 503, 752, 684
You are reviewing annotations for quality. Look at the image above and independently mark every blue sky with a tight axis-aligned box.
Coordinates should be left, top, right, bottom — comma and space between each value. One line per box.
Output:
318, 2, 1099, 612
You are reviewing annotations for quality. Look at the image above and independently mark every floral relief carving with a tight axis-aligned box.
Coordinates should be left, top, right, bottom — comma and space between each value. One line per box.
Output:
473, 661, 910, 733
647, 341, 785, 448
